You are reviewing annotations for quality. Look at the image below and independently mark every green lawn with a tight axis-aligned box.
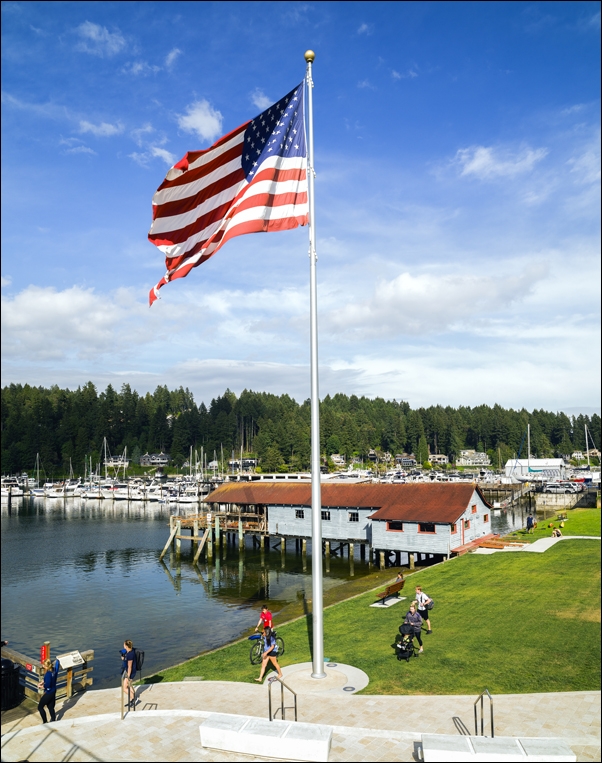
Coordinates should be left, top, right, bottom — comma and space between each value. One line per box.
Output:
503, 507, 601, 543
149, 539, 601, 695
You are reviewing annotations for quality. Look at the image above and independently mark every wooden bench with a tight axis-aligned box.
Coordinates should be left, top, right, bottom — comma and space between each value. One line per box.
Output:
375, 579, 405, 605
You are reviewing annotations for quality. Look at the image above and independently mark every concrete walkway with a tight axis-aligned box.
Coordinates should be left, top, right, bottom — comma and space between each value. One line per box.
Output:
474, 536, 601, 554
2, 682, 599, 762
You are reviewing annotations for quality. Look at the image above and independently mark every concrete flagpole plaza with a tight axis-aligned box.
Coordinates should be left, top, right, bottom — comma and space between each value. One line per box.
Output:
305, 49, 326, 680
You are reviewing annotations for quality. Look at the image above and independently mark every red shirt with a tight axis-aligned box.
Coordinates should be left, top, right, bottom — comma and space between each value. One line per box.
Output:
259, 610, 273, 628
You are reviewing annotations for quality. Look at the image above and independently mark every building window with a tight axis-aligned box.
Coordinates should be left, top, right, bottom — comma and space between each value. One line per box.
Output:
464, 519, 470, 529
387, 521, 404, 532
321, 510, 331, 521
348, 511, 359, 522
451, 523, 457, 533
419, 523, 436, 534
483, 514, 489, 523
295, 510, 304, 519
471, 504, 477, 514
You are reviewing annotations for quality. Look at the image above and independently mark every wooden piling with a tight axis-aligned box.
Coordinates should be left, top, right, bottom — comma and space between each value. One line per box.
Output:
349, 542, 354, 560
302, 538, 307, 554
193, 528, 210, 564
175, 520, 182, 554
160, 523, 179, 561
409, 553, 415, 570
238, 519, 244, 550
379, 550, 385, 568
260, 534, 265, 550
324, 540, 330, 556
215, 515, 220, 548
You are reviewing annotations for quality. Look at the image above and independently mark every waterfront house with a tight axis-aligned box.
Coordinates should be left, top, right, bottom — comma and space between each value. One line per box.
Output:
204, 482, 493, 559
456, 450, 491, 466
140, 452, 171, 467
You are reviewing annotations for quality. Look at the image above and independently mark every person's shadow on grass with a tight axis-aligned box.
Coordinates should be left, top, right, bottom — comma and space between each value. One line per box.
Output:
302, 594, 313, 660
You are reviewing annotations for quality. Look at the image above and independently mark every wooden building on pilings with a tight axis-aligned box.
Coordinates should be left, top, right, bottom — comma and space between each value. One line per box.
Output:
178, 481, 494, 568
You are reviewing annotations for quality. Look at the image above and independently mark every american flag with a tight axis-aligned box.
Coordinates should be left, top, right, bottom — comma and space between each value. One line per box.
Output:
148, 83, 307, 304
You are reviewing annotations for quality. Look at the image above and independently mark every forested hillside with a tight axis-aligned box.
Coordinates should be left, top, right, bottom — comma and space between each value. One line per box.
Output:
1, 382, 599, 476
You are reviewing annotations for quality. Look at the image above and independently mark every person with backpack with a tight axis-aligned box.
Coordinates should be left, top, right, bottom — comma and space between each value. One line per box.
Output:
254, 627, 283, 683
404, 601, 424, 654
122, 640, 137, 707
415, 586, 433, 634
38, 657, 60, 723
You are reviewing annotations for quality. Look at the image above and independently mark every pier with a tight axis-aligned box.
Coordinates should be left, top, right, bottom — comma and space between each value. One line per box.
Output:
1, 642, 94, 703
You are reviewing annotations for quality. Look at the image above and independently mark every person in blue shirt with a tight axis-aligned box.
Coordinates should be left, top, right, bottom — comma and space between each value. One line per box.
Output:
38, 658, 60, 723
254, 627, 283, 683
122, 640, 137, 707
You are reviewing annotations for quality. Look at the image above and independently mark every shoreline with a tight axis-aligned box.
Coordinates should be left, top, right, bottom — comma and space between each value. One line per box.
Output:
143, 561, 443, 682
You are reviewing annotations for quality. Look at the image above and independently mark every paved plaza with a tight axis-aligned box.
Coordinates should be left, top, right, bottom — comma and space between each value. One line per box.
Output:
1, 678, 600, 762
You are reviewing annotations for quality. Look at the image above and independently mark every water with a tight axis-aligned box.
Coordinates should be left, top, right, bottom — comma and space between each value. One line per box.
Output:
1, 498, 369, 689
490, 499, 531, 536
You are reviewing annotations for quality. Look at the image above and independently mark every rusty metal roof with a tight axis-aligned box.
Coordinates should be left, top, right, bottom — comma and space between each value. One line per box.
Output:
205, 482, 491, 524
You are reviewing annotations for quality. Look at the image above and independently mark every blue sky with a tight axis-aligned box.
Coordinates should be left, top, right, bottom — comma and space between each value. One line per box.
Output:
2, 1, 600, 413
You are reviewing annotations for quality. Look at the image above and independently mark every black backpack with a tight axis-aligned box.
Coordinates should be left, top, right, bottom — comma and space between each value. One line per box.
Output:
135, 649, 145, 674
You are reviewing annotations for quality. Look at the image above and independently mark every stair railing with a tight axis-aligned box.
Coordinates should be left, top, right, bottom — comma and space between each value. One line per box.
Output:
474, 688, 494, 737
268, 676, 297, 722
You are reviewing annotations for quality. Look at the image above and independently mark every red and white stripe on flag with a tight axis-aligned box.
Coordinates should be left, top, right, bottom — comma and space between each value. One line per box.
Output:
148, 83, 308, 304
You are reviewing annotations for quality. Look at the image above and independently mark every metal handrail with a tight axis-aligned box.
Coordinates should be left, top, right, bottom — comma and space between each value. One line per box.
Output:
268, 676, 298, 722
474, 688, 494, 737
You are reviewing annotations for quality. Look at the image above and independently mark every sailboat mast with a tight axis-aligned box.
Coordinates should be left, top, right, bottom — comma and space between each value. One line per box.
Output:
527, 424, 531, 473
585, 424, 590, 466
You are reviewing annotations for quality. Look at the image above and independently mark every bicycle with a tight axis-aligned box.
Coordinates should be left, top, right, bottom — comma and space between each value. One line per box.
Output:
249, 631, 285, 665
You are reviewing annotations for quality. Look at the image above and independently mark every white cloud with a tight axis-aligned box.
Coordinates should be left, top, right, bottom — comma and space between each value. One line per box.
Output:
1, 286, 140, 360
357, 79, 375, 90
177, 99, 223, 142
1, 276, 12, 288
357, 23, 373, 35
392, 67, 418, 80
131, 123, 155, 146
561, 104, 586, 116
568, 133, 601, 185
150, 146, 177, 166
121, 61, 161, 76
453, 145, 549, 179
75, 21, 126, 57
165, 48, 182, 68
325, 265, 548, 339
1, 91, 68, 121
65, 145, 96, 155
128, 152, 150, 168
250, 88, 272, 111
79, 120, 124, 137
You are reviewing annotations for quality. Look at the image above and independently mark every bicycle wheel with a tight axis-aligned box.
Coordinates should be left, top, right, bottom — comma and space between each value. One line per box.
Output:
275, 637, 285, 657
250, 641, 263, 665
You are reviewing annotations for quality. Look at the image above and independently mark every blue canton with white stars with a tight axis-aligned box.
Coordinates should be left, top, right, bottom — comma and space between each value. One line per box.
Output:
242, 82, 306, 182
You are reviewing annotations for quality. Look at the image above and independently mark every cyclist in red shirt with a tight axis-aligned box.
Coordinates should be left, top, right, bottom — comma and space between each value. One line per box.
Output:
255, 605, 273, 632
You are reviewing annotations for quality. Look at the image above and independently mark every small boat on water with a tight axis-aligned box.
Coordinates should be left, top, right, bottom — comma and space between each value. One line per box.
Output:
1, 477, 24, 498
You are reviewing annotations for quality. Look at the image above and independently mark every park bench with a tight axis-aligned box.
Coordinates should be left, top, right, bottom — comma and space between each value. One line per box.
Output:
375, 579, 405, 605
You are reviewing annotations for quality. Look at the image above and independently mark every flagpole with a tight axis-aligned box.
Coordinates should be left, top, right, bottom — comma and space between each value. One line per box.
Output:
304, 49, 326, 680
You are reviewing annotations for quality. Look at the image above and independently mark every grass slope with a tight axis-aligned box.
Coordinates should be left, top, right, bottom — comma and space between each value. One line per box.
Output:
503, 508, 601, 543
150, 540, 600, 695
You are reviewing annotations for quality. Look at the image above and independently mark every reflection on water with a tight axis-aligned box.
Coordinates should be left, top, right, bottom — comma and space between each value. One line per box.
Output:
490, 498, 532, 536
1, 497, 369, 689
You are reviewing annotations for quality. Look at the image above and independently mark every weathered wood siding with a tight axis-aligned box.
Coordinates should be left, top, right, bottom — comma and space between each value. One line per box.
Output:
370, 489, 492, 554
267, 505, 373, 541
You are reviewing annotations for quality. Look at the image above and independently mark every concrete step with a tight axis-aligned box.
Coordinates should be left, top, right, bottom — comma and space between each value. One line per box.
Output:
422, 733, 576, 762
200, 712, 332, 762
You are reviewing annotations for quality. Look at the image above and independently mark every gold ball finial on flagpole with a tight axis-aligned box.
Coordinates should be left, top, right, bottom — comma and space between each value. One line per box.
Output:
304, 50, 315, 63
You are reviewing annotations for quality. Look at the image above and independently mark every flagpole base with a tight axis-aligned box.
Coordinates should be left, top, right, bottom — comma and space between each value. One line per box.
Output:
311, 671, 327, 679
